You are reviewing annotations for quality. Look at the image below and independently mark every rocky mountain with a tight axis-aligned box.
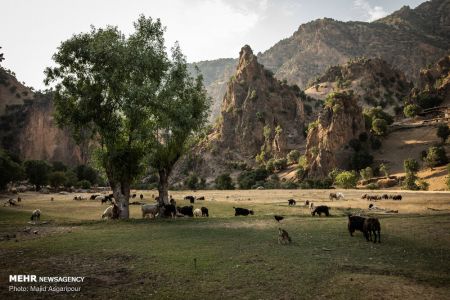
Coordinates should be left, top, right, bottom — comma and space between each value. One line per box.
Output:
417, 54, 450, 105
304, 57, 413, 115
305, 92, 366, 178
192, 0, 449, 121
0, 68, 86, 166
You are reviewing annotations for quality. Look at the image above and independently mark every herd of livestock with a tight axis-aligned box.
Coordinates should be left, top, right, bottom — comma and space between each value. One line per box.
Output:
3, 191, 403, 244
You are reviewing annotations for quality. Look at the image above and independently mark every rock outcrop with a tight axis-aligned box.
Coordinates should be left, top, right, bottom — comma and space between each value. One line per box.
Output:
0, 68, 86, 165
417, 54, 450, 105
216, 45, 305, 160
304, 57, 412, 115
306, 92, 366, 178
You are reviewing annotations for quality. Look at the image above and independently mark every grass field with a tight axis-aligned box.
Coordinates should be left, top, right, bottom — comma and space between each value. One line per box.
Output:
1, 189, 450, 299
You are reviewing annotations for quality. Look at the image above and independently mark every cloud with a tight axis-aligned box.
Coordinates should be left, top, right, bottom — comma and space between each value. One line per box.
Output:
353, 0, 388, 22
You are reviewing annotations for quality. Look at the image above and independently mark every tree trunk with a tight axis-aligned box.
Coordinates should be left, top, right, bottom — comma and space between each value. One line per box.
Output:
110, 181, 130, 219
158, 169, 170, 206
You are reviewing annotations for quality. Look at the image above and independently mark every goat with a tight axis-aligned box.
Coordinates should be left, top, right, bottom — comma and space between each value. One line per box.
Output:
233, 207, 254, 216
179, 205, 194, 217
278, 228, 292, 244
288, 199, 296, 206
141, 204, 159, 219
30, 209, 41, 221
363, 218, 381, 243
201, 207, 209, 217
311, 205, 329, 217
184, 195, 195, 204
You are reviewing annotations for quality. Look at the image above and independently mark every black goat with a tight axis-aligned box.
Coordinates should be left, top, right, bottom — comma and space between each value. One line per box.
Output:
311, 205, 330, 217
234, 207, 254, 216
201, 207, 209, 217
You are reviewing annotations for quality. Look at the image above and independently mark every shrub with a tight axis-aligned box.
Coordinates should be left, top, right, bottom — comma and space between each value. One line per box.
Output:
296, 167, 305, 180
414, 91, 443, 109
424, 146, 448, 169
370, 137, 382, 150
403, 104, 420, 118
417, 179, 429, 191
350, 150, 373, 171
266, 158, 275, 173
184, 173, 199, 190
215, 173, 234, 190
379, 163, 389, 177
437, 124, 450, 144
0, 149, 24, 190
360, 167, 373, 180
281, 181, 298, 189
24, 160, 52, 189
77, 180, 91, 189
64, 171, 78, 188
404, 158, 420, 173
48, 171, 67, 188
348, 139, 362, 151
52, 161, 68, 172
237, 168, 269, 189
358, 132, 368, 142
273, 158, 288, 171
334, 171, 358, 189
372, 118, 388, 136
74, 165, 98, 185
287, 150, 301, 164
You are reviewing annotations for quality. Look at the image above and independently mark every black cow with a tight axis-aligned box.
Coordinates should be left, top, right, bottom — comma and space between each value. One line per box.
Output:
311, 205, 330, 217
201, 207, 209, 217
234, 207, 254, 216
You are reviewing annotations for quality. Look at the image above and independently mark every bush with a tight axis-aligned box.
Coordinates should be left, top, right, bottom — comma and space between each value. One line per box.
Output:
237, 168, 269, 189
48, 171, 67, 188
437, 124, 450, 144
280, 181, 298, 189
299, 178, 333, 189
287, 150, 301, 164
215, 174, 234, 190
379, 163, 389, 177
424, 146, 448, 169
403, 104, 420, 118
24, 160, 52, 189
184, 173, 199, 190
334, 171, 358, 189
417, 179, 429, 191
273, 158, 288, 171
266, 158, 275, 173
360, 167, 373, 180
372, 118, 388, 136
74, 165, 98, 185
350, 151, 373, 171
64, 171, 78, 188
404, 158, 420, 173
77, 180, 91, 189
296, 167, 305, 180
52, 161, 68, 172
414, 91, 443, 109
348, 139, 362, 152
0, 149, 24, 190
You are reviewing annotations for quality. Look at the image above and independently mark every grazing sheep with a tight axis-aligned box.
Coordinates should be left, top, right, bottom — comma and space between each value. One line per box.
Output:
363, 218, 381, 243
274, 215, 284, 222
393, 195, 402, 200
90, 194, 100, 200
288, 199, 296, 206
30, 209, 41, 222
197, 196, 205, 201
4, 199, 18, 207
382, 194, 389, 200
329, 192, 344, 200
305, 200, 309, 206
278, 228, 291, 244
361, 194, 368, 199
233, 207, 254, 216
311, 205, 330, 217
102, 206, 113, 219
140, 194, 144, 200
179, 206, 194, 217
201, 207, 209, 217
193, 208, 202, 217
184, 195, 195, 204
132, 194, 137, 198
348, 215, 366, 237
141, 204, 159, 219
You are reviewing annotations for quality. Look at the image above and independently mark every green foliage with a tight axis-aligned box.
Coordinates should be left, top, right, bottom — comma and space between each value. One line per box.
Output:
237, 168, 269, 189
307, 120, 319, 132
424, 146, 448, 169
185, 174, 199, 190
437, 124, 450, 144
266, 158, 275, 173
298, 155, 308, 168
350, 150, 373, 171
64, 171, 78, 188
379, 163, 389, 177
77, 180, 92, 189
327, 168, 341, 182
304, 104, 312, 115
215, 173, 234, 190
52, 161, 68, 172
414, 91, 443, 109
0, 149, 24, 190
273, 158, 288, 171
48, 171, 67, 188
370, 136, 382, 150
366, 183, 379, 190
404, 158, 420, 173
298, 178, 333, 189
403, 104, 420, 118
334, 171, 358, 189
280, 181, 298, 189
417, 179, 429, 191
360, 167, 373, 180
256, 111, 264, 122
250, 89, 257, 100
348, 139, 362, 152
371, 118, 388, 136
287, 150, 301, 164
296, 167, 305, 180
24, 160, 52, 189
74, 165, 98, 185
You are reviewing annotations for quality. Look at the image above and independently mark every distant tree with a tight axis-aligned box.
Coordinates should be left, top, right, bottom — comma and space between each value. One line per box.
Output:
403, 158, 420, 190
273, 158, 288, 171
0, 149, 23, 190
77, 180, 91, 189
74, 165, 98, 185
371, 118, 388, 136
185, 174, 199, 190
348, 138, 362, 152
215, 173, 234, 190
0, 46, 4, 63
379, 163, 389, 177
64, 171, 78, 188
24, 160, 52, 190
334, 171, 358, 189
48, 171, 67, 188
296, 167, 305, 181
266, 158, 275, 173
403, 104, 420, 118
350, 150, 373, 170
287, 150, 301, 164
360, 167, 373, 180
52, 161, 68, 172
404, 158, 420, 174
424, 146, 448, 170
437, 124, 450, 144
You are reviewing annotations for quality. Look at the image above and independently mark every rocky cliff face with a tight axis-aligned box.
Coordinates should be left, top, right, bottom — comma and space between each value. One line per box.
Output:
216, 45, 305, 160
0, 68, 86, 165
194, 0, 449, 121
306, 92, 366, 178
417, 54, 450, 105
304, 57, 412, 115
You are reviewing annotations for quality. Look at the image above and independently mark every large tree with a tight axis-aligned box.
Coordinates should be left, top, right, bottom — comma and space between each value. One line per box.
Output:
45, 16, 208, 218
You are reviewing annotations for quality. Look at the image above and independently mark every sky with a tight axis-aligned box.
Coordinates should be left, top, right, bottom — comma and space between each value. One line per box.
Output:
0, 0, 425, 90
